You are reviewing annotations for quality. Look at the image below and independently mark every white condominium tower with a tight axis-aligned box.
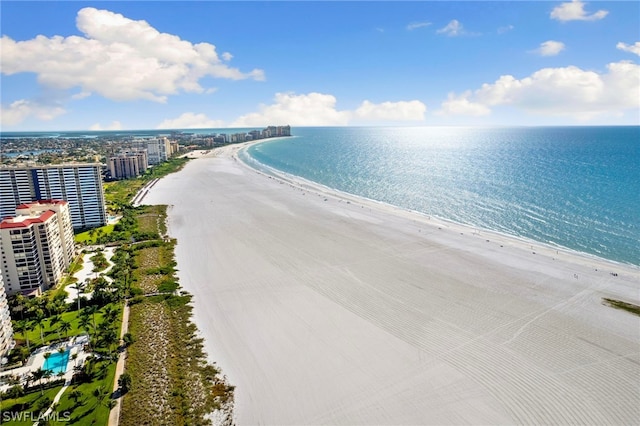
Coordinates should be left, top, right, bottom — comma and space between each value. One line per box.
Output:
0, 200, 75, 296
0, 163, 106, 230
146, 138, 171, 165
0, 272, 13, 358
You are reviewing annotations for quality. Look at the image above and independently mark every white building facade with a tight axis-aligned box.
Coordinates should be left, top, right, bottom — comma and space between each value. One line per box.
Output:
0, 201, 75, 296
0, 272, 13, 358
0, 164, 106, 230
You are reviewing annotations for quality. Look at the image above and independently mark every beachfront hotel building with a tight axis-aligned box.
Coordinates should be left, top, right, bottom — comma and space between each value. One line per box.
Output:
0, 200, 75, 296
0, 272, 13, 359
108, 150, 148, 180
0, 164, 107, 230
146, 138, 172, 165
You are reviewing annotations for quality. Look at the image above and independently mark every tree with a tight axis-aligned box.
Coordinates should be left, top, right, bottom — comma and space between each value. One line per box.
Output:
69, 389, 84, 405
31, 308, 46, 345
78, 314, 92, 336
118, 372, 132, 394
12, 293, 27, 319
49, 315, 62, 341
102, 305, 119, 323
13, 319, 32, 351
93, 386, 109, 409
83, 305, 99, 330
59, 320, 72, 338
75, 280, 88, 312
122, 332, 135, 347
31, 368, 46, 395
5, 384, 24, 399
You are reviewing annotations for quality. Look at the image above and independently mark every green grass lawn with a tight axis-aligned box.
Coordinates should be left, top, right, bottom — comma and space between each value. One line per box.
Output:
51, 359, 118, 425
0, 385, 64, 425
75, 224, 115, 244
13, 304, 122, 348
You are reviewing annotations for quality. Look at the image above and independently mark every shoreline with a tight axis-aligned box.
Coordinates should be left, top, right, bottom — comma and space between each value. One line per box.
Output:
238, 141, 639, 273
144, 144, 640, 424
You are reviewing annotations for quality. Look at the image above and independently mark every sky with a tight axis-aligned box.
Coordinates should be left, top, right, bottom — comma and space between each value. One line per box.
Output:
1, 1, 639, 131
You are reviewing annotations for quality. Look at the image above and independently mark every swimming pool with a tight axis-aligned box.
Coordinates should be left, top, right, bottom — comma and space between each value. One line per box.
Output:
43, 350, 70, 374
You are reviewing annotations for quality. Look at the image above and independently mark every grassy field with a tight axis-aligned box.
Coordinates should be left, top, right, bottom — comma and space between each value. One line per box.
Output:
51, 359, 118, 425
12, 304, 121, 348
75, 224, 115, 244
0, 385, 65, 425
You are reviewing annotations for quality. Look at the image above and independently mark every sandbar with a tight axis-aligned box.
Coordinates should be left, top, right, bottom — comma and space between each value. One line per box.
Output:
144, 144, 640, 425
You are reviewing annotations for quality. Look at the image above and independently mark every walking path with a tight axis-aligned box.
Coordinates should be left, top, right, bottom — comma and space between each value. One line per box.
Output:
108, 302, 130, 426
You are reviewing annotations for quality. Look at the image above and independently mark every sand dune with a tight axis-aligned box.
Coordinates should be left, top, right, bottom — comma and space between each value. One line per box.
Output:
144, 144, 640, 425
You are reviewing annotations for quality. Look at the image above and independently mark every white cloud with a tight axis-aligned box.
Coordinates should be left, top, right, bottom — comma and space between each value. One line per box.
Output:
550, 0, 608, 22
436, 92, 491, 116
89, 121, 122, 131
0, 99, 65, 126
157, 112, 224, 129
407, 21, 431, 31
534, 40, 566, 56
436, 20, 465, 37
222, 52, 233, 61
617, 41, 640, 56
497, 25, 514, 34
437, 61, 640, 120
354, 100, 426, 121
232, 93, 428, 127
0, 7, 265, 104
71, 91, 92, 100
232, 92, 351, 127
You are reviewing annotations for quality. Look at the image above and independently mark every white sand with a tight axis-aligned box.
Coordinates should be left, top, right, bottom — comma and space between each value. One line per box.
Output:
144, 144, 640, 425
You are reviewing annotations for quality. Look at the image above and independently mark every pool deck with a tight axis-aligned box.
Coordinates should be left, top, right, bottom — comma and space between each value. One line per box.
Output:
0, 336, 91, 393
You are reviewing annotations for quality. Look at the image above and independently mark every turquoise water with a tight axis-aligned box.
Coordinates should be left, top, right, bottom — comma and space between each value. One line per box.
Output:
246, 126, 640, 266
43, 350, 70, 374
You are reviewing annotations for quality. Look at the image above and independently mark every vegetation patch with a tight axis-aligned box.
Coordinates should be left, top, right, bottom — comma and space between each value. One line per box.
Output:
75, 224, 115, 245
53, 358, 118, 425
138, 274, 166, 294
121, 295, 234, 426
0, 385, 64, 422
603, 298, 640, 316
90, 250, 109, 272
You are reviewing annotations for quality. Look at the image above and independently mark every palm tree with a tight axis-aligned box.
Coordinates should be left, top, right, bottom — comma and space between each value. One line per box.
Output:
58, 320, 72, 339
93, 385, 109, 409
49, 315, 62, 341
31, 368, 46, 395
32, 308, 46, 345
75, 280, 88, 312
83, 305, 99, 330
102, 305, 119, 323
69, 389, 83, 406
118, 372, 132, 394
12, 293, 27, 319
78, 315, 92, 336
13, 319, 32, 351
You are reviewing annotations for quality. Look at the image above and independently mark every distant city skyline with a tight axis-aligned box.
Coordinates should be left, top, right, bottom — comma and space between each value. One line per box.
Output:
1, 1, 639, 131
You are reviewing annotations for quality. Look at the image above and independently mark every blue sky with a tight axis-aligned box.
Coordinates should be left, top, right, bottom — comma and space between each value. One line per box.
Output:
1, 1, 639, 130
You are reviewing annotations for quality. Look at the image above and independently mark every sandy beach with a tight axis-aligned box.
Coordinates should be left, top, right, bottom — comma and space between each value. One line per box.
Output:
143, 145, 640, 425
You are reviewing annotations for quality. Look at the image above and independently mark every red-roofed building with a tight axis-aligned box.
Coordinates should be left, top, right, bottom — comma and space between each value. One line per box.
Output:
0, 200, 75, 296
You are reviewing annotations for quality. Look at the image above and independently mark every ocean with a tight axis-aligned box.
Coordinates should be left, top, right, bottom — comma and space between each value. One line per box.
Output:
244, 126, 640, 267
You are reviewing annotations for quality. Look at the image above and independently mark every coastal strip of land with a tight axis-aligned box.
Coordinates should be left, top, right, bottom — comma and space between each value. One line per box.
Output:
144, 145, 640, 425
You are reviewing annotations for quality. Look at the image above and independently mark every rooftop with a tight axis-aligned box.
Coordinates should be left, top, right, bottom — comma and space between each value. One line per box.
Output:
0, 210, 56, 229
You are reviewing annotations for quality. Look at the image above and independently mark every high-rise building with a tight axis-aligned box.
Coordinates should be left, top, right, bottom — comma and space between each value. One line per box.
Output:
0, 201, 75, 296
0, 272, 13, 359
0, 164, 106, 230
109, 149, 149, 180
15, 200, 75, 267
146, 138, 171, 165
